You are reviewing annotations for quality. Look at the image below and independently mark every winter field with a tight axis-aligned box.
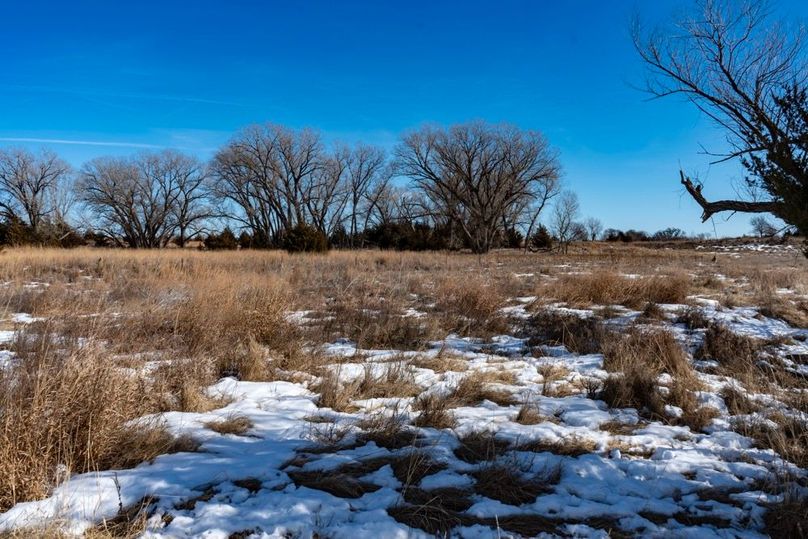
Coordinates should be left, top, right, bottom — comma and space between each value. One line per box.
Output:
0, 245, 805, 538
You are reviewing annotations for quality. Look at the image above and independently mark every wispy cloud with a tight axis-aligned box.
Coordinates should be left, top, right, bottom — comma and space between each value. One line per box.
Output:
0, 137, 162, 149
0, 84, 245, 108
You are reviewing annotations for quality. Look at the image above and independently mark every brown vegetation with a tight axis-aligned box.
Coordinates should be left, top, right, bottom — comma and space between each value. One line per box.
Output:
0, 244, 804, 530
542, 271, 691, 309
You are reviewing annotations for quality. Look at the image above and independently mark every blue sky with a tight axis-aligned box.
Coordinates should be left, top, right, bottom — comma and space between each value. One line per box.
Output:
1, 0, 804, 236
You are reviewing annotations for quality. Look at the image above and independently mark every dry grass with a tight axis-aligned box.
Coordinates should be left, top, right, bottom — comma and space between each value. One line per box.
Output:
601, 367, 716, 431
675, 307, 711, 330
763, 485, 808, 538
85, 496, 157, 538
287, 469, 381, 498
734, 414, 808, 468
528, 310, 605, 354
316, 301, 442, 350
0, 245, 802, 525
638, 302, 667, 322
204, 414, 253, 436
720, 386, 760, 415
391, 451, 447, 486
356, 361, 421, 399
600, 367, 667, 421
472, 462, 561, 505
514, 403, 545, 425
515, 435, 598, 457
387, 494, 470, 535
312, 370, 359, 412
671, 384, 720, 432
601, 327, 695, 382
0, 336, 195, 511
544, 271, 691, 309
434, 277, 509, 336
151, 358, 229, 413
447, 372, 518, 407
599, 326, 702, 424
301, 421, 354, 453
599, 326, 717, 430
453, 431, 510, 463
410, 353, 468, 373
697, 324, 761, 372
356, 412, 419, 450
536, 363, 571, 393
412, 393, 457, 429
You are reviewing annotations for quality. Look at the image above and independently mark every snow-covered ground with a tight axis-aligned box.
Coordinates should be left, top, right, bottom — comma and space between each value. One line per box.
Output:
0, 290, 806, 537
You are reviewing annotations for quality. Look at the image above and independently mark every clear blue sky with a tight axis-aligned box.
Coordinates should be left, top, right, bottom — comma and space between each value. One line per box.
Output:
1, 0, 804, 236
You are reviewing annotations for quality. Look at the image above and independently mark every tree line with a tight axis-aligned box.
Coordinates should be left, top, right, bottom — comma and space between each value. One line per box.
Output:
1, 121, 777, 254
0, 121, 581, 253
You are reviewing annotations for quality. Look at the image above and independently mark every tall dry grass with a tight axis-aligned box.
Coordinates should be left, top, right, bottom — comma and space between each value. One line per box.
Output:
0, 249, 300, 510
540, 271, 692, 309
0, 336, 195, 511
0, 245, 803, 514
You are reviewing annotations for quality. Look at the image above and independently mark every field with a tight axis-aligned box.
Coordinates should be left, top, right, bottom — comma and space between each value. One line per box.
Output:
0, 243, 805, 538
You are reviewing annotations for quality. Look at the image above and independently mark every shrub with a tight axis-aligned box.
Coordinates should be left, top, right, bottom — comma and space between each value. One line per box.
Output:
282, 223, 329, 253
503, 227, 524, 248
529, 225, 553, 250
0, 217, 85, 248
364, 222, 450, 251
204, 228, 238, 250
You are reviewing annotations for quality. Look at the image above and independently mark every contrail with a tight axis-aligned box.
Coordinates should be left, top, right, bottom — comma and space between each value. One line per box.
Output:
0, 137, 162, 149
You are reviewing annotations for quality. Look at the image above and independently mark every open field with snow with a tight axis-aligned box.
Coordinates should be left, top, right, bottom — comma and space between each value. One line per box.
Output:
0, 245, 805, 538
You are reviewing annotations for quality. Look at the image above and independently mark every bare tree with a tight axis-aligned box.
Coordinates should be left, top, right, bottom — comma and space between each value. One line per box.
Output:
583, 217, 603, 241
344, 144, 388, 246
273, 125, 325, 229
521, 172, 561, 252
78, 151, 208, 248
395, 122, 561, 253
157, 151, 210, 247
750, 215, 778, 237
306, 149, 349, 236
633, 0, 807, 238
210, 126, 284, 246
0, 148, 71, 234
551, 191, 580, 254
365, 181, 399, 227
211, 124, 365, 244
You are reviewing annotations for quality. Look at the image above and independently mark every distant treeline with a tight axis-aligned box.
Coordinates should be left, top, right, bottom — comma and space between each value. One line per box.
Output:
0, 121, 765, 254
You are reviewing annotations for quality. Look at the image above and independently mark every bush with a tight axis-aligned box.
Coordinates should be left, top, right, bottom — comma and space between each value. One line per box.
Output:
529, 225, 553, 250
0, 218, 85, 248
237, 231, 254, 249
503, 227, 524, 249
282, 223, 329, 253
204, 228, 239, 250
364, 222, 450, 251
